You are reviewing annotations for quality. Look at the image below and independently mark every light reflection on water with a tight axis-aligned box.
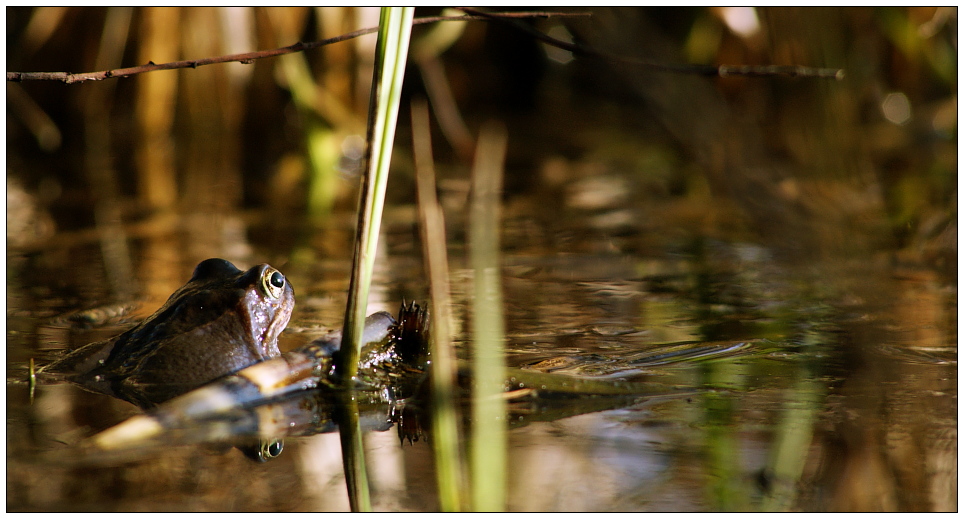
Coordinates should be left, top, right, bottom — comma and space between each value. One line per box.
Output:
6, 209, 957, 512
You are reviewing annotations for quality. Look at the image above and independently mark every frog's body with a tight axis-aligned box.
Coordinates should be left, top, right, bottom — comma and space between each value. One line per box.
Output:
44, 258, 295, 408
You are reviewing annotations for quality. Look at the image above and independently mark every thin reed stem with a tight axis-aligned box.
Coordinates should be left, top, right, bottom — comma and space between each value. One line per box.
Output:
336, 7, 414, 512
338, 5, 413, 383
468, 122, 509, 512
412, 98, 465, 511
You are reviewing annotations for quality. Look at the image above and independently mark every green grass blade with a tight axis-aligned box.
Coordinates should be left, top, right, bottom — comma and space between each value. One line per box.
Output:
338, 5, 414, 381
412, 98, 465, 511
335, 7, 414, 512
469, 122, 509, 512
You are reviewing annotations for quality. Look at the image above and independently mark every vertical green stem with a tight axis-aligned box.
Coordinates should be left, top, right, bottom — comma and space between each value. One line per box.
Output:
336, 7, 415, 384
469, 123, 509, 512
412, 99, 465, 511
338, 6, 414, 381
335, 7, 413, 512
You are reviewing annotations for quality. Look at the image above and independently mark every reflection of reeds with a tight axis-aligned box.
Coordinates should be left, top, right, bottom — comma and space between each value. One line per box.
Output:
336, 391, 371, 512
336, 7, 414, 512
760, 372, 822, 512
469, 122, 509, 512
412, 98, 466, 511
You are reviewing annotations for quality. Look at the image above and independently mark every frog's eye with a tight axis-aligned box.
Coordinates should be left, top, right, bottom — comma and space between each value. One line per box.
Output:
261, 267, 286, 299
260, 438, 284, 460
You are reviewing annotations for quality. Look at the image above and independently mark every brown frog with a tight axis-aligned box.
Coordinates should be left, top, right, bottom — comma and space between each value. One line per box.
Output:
44, 258, 295, 409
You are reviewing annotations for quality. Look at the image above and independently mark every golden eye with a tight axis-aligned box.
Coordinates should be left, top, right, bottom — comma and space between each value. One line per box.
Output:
261, 267, 286, 299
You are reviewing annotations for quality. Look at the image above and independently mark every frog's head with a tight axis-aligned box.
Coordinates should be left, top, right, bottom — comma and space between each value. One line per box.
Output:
185, 258, 295, 358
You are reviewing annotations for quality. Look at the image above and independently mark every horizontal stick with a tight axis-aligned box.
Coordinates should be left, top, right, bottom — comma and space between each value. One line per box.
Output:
6, 11, 589, 84
8, 9, 843, 84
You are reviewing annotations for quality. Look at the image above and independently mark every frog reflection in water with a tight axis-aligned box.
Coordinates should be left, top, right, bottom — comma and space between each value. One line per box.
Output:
45, 258, 295, 412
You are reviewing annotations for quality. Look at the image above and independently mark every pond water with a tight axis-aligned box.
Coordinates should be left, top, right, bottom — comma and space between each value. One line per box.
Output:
6, 192, 956, 511
6, 6, 957, 513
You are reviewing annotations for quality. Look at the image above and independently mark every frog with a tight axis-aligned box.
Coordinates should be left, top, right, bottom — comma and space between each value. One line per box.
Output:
83, 302, 431, 458
42, 258, 295, 410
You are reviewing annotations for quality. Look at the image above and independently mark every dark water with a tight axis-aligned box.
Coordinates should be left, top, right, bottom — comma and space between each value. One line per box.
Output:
6, 199, 956, 512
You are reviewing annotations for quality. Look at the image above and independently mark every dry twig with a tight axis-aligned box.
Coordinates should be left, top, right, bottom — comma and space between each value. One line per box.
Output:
458, 7, 844, 80
6, 11, 588, 84
8, 8, 844, 84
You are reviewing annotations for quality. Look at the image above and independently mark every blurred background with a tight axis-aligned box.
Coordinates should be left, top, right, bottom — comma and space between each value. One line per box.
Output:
6, 7, 956, 269
6, 7, 957, 512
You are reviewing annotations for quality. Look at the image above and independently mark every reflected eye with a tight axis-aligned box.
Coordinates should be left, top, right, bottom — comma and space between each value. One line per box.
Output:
238, 438, 284, 462
261, 438, 284, 460
261, 267, 286, 299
